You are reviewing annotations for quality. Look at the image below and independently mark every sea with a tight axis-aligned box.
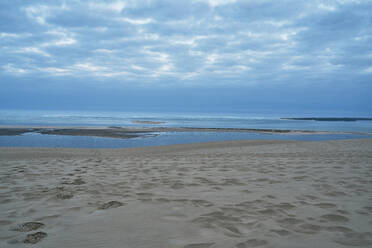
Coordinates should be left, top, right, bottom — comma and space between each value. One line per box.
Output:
0, 110, 371, 148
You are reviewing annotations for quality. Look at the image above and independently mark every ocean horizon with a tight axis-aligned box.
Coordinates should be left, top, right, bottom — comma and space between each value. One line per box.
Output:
1, 109, 372, 132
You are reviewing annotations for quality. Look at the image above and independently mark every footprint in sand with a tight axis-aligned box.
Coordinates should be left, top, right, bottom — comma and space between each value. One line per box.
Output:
190, 199, 214, 207
275, 202, 296, 210
220, 223, 242, 237
277, 217, 304, 226
258, 208, 277, 215
136, 192, 154, 202
325, 191, 347, 197
56, 192, 74, 199
71, 178, 86, 185
0, 220, 12, 226
98, 201, 125, 210
325, 226, 353, 233
23, 232, 47, 244
270, 229, 291, 236
363, 206, 372, 213
333, 232, 372, 247
294, 223, 322, 234
155, 198, 171, 203
183, 243, 214, 248
320, 214, 349, 223
13, 222, 44, 232
314, 203, 336, 209
136, 192, 154, 197
235, 239, 268, 247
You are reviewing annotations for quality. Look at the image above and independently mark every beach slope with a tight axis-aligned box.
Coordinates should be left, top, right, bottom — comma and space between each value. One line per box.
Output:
0, 139, 372, 247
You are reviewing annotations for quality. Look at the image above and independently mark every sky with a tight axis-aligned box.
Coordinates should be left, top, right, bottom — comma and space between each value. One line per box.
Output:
1, 0, 372, 115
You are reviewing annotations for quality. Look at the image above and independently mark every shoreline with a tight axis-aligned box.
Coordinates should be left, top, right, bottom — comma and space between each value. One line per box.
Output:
1, 126, 370, 139
0, 139, 296, 158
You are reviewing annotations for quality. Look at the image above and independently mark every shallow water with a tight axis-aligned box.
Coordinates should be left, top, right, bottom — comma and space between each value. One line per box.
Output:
1, 110, 371, 148
0, 132, 370, 148
1, 110, 372, 132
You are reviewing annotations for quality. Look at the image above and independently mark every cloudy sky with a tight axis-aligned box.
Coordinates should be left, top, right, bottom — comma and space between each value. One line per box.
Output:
1, 0, 372, 115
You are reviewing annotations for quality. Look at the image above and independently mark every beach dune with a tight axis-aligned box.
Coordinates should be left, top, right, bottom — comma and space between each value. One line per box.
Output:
0, 139, 372, 247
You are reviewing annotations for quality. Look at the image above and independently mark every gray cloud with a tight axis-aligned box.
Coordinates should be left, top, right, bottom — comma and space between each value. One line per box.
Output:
1, 0, 372, 88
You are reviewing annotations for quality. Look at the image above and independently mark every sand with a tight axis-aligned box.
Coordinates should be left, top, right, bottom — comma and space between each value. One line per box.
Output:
0, 139, 372, 247
1, 126, 361, 139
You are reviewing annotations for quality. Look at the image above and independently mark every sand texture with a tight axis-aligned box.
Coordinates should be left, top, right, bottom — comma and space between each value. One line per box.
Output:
0, 139, 372, 247
1, 126, 362, 139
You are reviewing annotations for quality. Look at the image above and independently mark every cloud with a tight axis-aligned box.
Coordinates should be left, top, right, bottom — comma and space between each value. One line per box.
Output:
0, 33, 21, 38
89, 1, 126, 13
38, 67, 71, 76
0, 0, 371, 90
2, 64, 29, 74
73, 63, 108, 73
205, 0, 237, 8
363, 66, 372, 74
18, 47, 51, 57
118, 17, 154, 25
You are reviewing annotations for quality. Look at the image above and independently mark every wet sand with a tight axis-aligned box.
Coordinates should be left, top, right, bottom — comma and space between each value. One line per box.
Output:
0, 126, 358, 139
0, 139, 372, 247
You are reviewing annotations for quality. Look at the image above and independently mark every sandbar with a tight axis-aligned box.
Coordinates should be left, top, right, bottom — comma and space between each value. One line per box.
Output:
0, 126, 367, 139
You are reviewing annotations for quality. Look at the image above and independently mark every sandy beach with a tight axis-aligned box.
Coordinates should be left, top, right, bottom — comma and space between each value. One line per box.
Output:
1, 139, 372, 247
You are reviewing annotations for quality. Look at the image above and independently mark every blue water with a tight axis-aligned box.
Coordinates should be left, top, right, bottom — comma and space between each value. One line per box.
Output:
1, 110, 372, 132
0, 132, 370, 148
0, 110, 371, 148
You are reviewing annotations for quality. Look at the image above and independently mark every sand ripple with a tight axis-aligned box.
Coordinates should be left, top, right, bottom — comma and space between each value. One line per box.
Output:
0, 139, 371, 247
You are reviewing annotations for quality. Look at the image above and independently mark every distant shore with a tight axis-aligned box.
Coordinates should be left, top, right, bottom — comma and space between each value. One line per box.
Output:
131, 120, 166, 125
0, 126, 370, 139
281, 117, 372, 121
